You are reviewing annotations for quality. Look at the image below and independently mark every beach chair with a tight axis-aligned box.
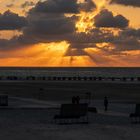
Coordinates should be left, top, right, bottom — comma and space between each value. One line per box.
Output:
130, 104, 140, 123
88, 107, 97, 113
54, 103, 88, 124
0, 95, 8, 106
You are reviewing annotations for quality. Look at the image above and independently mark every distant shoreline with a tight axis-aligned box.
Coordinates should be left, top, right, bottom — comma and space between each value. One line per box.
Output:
1, 80, 140, 84
0, 66, 140, 69
1, 67, 140, 82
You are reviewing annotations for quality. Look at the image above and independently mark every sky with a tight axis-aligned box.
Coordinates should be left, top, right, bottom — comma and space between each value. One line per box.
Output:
0, 0, 140, 67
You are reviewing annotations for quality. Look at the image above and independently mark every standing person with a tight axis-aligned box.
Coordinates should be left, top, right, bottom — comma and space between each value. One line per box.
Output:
104, 96, 108, 111
72, 96, 76, 104
85, 92, 92, 104
76, 96, 80, 104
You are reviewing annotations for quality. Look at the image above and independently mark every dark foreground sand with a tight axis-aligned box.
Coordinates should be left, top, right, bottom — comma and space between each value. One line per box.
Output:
0, 97, 140, 140
0, 81, 140, 139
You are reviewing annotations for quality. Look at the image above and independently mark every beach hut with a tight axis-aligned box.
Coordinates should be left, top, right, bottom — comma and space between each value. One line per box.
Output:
72, 77, 77, 81
57, 77, 62, 81
62, 77, 66, 81
137, 77, 140, 81
68, 77, 72, 81
0, 76, 3, 80
26, 76, 36, 80
0, 95, 8, 106
52, 77, 57, 80
89, 77, 93, 81
93, 77, 97, 81
83, 77, 88, 81
47, 77, 52, 81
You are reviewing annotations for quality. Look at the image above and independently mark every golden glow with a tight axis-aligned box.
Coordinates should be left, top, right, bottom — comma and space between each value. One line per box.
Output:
0, 0, 140, 67
39, 42, 69, 53
96, 43, 115, 50
76, 12, 95, 33
0, 30, 22, 39
0, 41, 69, 66
64, 56, 96, 66
122, 50, 140, 56
1, 42, 140, 67
0, 41, 95, 67
96, 0, 107, 10
106, 2, 140, 28
0, 0, 38, 16
84, 47, 130, 66
84, 47, 102, 55
76, 0, 109, 33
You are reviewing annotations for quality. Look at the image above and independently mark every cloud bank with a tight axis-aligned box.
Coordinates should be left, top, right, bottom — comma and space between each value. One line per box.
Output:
0, 0, 139, 66
94, 9, 129, 28
110, 0, 140, 7
0, 10, 27, 30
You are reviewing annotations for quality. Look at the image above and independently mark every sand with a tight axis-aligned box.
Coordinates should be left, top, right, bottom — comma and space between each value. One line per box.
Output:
0, 97, 140, 140
1, 81, 140, 102
0, 81, 140, 139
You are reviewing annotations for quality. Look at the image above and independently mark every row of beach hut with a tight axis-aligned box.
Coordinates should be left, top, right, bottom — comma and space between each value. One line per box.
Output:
0, 76, 140, 82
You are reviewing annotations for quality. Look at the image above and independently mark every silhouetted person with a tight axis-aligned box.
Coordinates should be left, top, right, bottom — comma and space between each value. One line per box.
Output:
76, 96, 80, 104
85, 92, 91, 104
72, 96, 76, 104
72, 96, 80, 104
104, 96, 108, 111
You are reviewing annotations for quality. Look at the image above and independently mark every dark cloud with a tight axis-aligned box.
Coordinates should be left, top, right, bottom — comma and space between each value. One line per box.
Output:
21, 1, 35, 8
112, 38, 140, 52
0, 10, 28, 30
29, 0, 96, 14
65, 48, 87, 56
110, 0, 140, 7
67, 29, 115, 44
26, 15, 76, 35
0, 37, 24, 51
0, 14, 116, 51
68, 28, 140, 53
94, 9, 129, 28
79, 0, 96, 12
21, 0, 80, 44
30, 0, 79, 14
0, 0, 139, 57
105, 28, 140, 52
20, 0, 96, 45
22, 13, 77, 43
120, 28, 140, 38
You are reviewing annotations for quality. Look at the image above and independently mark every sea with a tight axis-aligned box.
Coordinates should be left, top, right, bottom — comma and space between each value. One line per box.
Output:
0, 67, 140, 77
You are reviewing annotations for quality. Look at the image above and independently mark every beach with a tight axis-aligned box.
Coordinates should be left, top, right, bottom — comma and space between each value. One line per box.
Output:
0, 97, 140, 140
1, 81, 140, 102
1, 67, 140, 103
0, 67, 140, 139
0, 0, 140, 138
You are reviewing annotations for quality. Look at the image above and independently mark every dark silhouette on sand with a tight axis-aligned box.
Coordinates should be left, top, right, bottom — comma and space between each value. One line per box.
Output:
72, 96, 80, 104
72, 96, 76, 104
104, 96, 108, 111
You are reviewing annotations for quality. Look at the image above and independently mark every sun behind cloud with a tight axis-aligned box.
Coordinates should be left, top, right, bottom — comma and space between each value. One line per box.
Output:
0, 0, 140, 67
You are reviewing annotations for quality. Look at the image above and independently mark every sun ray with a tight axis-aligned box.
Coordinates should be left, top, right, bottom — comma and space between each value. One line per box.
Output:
76, 0, 108, 33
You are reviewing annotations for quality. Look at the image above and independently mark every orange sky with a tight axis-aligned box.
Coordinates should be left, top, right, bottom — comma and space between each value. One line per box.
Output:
0, 0, 140, 67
